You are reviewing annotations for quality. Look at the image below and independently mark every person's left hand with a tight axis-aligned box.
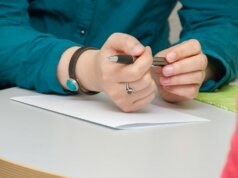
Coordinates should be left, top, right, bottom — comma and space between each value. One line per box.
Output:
151, 39, 208, 102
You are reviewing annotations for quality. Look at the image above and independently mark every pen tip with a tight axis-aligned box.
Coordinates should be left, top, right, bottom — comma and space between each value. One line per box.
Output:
107, 55, 118, 62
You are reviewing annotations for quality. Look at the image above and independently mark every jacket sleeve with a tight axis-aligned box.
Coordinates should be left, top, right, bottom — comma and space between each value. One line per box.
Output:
0, 0, 79, 94
178, 0, 238, 91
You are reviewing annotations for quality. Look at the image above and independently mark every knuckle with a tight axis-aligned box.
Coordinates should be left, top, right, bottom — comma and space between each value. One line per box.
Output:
201, 54, 208, 69
195, 72, 204, 83
195, 72, 200, 81
190, 39, 201, 47
189, 39, 201, 52
196, 54, 207, 70
109, 32, 121, 40
129, 68, 142, 80
201, 71, 206, 82
124, 36, 138, 49
123, 34, 131, 42
108, 33, 115, 42
108, 32, 125, 43
198, 72, 204, 81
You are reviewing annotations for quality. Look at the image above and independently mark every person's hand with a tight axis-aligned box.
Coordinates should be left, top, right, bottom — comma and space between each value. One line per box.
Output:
78, 33, 156, 112
151, 39, 207, 102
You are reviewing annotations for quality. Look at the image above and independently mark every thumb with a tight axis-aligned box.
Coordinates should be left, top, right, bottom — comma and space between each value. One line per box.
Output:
103, 33, 145, 56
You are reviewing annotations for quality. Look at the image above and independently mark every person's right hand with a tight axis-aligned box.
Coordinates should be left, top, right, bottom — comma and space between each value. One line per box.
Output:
78, 33, 156, 112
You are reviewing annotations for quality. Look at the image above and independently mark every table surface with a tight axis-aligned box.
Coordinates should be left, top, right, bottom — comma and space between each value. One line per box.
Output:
0, 83, 237, 178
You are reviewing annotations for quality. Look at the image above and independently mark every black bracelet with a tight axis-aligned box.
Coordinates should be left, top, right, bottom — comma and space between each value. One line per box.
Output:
67, 47, 99, 95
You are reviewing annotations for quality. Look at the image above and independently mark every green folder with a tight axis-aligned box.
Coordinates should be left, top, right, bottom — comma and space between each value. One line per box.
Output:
196, 85, 238, 112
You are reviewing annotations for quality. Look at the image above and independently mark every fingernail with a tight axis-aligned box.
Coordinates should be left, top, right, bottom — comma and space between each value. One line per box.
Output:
163, 66, 173, 76
160, 77, 170, 85
131, 44, 144, 55
166, 52, 176, 62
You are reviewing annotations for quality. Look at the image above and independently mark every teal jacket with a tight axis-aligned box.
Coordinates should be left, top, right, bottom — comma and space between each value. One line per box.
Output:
0, 0, 238, 94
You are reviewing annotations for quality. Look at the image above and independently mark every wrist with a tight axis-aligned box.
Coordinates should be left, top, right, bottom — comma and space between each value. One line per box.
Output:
76, 49, 101, 92
57, 46, 80, 90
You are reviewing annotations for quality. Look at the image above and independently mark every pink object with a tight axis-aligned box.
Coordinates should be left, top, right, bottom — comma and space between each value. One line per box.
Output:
222, 102, 238, 178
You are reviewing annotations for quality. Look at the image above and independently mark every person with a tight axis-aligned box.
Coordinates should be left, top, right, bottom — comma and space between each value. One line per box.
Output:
222, 100, 238, 178
0, 1, 237, 112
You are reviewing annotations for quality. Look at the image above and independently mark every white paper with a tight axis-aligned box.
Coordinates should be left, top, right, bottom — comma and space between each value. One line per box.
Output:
11, 94, 208, 129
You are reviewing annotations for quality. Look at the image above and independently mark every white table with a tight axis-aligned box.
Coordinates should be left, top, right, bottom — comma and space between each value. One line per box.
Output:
0, 85, 237, 178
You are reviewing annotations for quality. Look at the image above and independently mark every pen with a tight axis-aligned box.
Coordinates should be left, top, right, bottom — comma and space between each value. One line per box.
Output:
107, 55, 168, 66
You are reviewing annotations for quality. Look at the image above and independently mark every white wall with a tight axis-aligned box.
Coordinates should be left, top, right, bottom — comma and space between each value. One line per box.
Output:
169, 3, 182, 43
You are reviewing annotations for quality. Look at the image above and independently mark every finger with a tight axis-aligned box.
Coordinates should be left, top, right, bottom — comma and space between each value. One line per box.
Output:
118, 46, 153, 82
131, 92, 155, 112
113, 82, 155, 112
156, 39, 202, 63
116, 79, 155, 104
118, 91, 155, 113
160, 71, 206, 86
130, 80, 156, 102
163, 84, 200, 100
126, 72, 153, 92
162, 53, 207, 77
104, 33, 145, 56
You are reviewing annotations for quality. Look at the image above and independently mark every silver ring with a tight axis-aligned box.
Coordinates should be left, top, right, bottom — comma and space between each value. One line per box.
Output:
125, 82, 134, 94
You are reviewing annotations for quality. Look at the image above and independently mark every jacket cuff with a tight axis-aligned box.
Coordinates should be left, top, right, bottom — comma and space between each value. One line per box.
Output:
40, 39, 81, 94
200, 48, 231, 91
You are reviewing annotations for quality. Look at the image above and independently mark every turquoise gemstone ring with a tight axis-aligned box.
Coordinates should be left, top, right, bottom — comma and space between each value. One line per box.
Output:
66, 79, 79, 92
